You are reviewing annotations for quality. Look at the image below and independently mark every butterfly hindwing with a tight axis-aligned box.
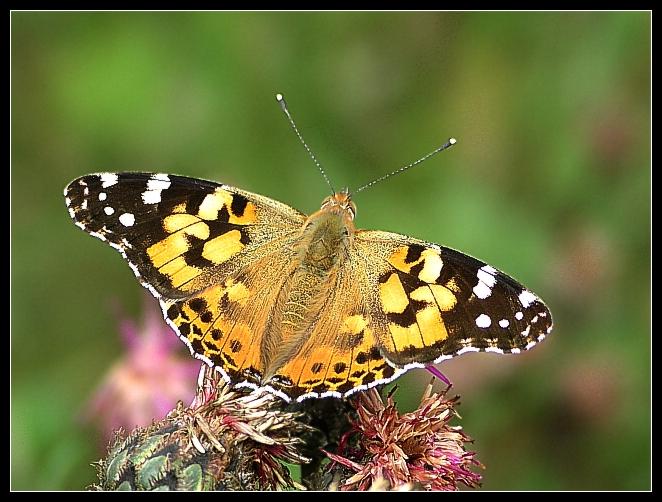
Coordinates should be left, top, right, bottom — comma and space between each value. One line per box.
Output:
354, 231, 553, 368
266, 260, 404, 400
160, 244, 302, 399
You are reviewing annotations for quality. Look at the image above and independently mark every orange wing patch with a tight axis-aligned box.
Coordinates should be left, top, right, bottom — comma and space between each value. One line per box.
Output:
146, 193, 253, 291
197, 189, 257, 225
272, 312, 398, 399
162, 278, 264, 384
388, 245, 444, 283
377, 271, 453, 354
369, 243, 460, 366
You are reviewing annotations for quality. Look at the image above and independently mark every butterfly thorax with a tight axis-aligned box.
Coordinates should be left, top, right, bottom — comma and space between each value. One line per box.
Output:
260, 193, 356, 379
299, 195, 355, 270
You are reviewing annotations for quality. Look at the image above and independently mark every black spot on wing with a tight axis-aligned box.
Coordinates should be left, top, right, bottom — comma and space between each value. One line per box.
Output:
337, 381, 355, 394
230, 193, 249, 217
381, 365, 395, 379
361, 373, 375, 385
180, 234, 217, 271
333, 362, 347, 374
190, 338, 204, 354
188, 298, 207, 313
311, 382, 330, 394
229, 339, 242, 353
405, 243, 425, 264
386, 308, 417, 328
166, 304, 179, 320
369, 347, 381, 361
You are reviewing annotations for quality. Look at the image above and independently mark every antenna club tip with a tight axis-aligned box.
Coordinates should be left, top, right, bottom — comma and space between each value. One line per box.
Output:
449, 137, 457, 145
276, 93, 284, 101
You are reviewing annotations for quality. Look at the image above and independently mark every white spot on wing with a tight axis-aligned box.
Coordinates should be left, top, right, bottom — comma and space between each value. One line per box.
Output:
515, 311, 524, 320
98, 192, 107, 201
147, 176, 171, 191
100, 173, 118, 188
519, 290, 538, 308
473, 265, 497, 299
142, 190, 162, 204
473, 282, 492, 299
119, 213, 135, 227
475, 314, 491, 328
104, 206, 114, 215
141, 174, 171, 204
499, 319, 510, 328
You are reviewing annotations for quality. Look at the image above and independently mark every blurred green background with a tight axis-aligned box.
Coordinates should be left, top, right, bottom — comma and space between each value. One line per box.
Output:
11, 12, 650, 490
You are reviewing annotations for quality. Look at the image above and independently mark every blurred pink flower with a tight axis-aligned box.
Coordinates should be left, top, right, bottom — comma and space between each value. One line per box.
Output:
84, 295, 201, 439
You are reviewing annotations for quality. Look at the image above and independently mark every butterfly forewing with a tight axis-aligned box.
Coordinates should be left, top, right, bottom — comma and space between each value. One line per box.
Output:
64, 173, 305, 298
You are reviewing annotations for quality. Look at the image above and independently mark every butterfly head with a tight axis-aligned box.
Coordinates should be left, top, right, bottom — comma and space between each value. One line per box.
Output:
320, 190, 357, 221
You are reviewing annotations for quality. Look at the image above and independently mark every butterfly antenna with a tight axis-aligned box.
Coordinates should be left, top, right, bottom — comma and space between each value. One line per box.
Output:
354, 137, 457, 194
276, 93, 335, 194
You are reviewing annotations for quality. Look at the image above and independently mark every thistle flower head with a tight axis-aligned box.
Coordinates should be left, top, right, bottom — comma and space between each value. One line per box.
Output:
93, 366, 313, 491
324, 383, 483, 491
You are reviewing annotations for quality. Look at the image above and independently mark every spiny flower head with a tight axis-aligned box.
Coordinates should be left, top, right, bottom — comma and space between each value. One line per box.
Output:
324, 383, 483, 491
92, 366, 313, 491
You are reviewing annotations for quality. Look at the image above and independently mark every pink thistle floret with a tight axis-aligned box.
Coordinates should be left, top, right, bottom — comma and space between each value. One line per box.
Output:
325, 384, 483, 491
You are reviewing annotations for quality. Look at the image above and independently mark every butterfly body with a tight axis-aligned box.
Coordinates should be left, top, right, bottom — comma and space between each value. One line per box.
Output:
65, 172, 552, 402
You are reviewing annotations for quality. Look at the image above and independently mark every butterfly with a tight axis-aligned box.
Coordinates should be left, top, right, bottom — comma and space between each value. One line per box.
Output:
64, 169, 553, 402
